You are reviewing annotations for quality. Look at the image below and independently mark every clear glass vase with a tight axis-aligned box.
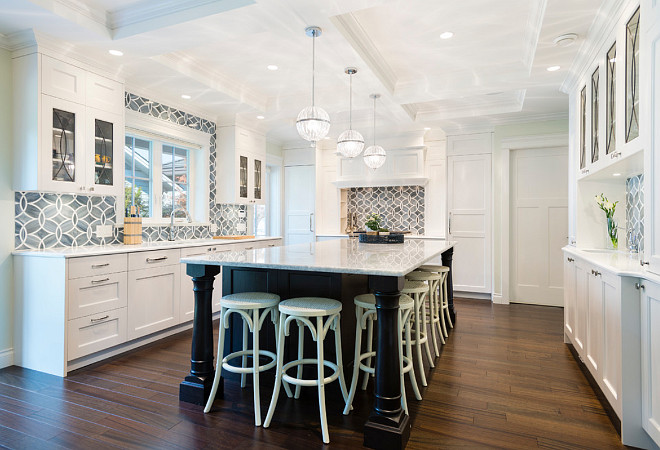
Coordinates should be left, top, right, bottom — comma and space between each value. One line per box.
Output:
607, 217, 618, 250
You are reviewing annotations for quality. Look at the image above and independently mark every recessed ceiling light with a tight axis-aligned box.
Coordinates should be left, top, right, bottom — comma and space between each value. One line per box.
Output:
553, 33, 578, 47
257, 115, 265, 120
547, 65, 561, 72
424, 127, 431, 130
267, 65, 278, 71
613, 173, 621, 177
440, 31, 454, 39
108, 49, 123, 56
181, 94, 191, 100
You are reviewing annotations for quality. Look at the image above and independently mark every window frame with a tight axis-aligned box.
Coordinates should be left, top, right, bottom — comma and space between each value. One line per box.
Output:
124, 109, 210, 226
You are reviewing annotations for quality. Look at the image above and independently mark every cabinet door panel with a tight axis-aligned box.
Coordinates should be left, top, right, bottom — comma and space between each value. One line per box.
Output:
641, 281, 660, 445
86, 72, 124, 112
587, 271, 603, 375
601, 272, 622, 415
574, 260, 588, 355
41, 56, 86, 104
564, 256, 576, 339
86, 108, 123, 196
127, 265, 180, 339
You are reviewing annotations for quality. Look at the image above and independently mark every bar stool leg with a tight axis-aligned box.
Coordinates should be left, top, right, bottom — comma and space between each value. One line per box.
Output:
443, 274, 453, 332
333, 315, 349, 403
404, 308, 422, 401
361, 316, 374, 390
251, 308, 262, 426
421, 292, 435, 368
343, 306, 364, 415
294, 321, 304, 399
413, 293, 427, 387
433, 279, 446, 345
204, 306, 226, 413
428, 280, 440, 356
241, 317, 248, 388
264, 312, 287, 428
316, 316, 330, 444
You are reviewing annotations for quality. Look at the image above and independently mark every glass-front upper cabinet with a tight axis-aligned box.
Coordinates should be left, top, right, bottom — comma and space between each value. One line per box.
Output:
239, 155, 248, 200
52, 108, 77, 183
254, 158, 262, 201
606, 43, 616, 155
625, 7, 640, 143
86, 108, 123, 196
579, 86, 587, 172
591, 68, 600, 164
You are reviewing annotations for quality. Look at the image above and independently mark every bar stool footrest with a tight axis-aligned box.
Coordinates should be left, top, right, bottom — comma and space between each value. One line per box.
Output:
222, 349, 277, 374
282, 359, 340, 387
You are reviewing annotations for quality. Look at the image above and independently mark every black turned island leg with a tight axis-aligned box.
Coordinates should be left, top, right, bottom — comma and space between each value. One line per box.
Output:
364, 275, 410, 450
441, 247, 456, 324
179, 264, 220, 405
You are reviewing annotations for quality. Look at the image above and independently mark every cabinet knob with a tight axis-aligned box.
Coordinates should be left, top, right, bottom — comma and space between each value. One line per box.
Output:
89, 186, 95, 192
640, 260, 650, 266
636, 283, 646, 291
567, 257, 574, 262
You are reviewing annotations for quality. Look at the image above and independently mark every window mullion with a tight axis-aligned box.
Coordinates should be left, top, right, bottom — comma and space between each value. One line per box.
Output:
153, 142, 163, 220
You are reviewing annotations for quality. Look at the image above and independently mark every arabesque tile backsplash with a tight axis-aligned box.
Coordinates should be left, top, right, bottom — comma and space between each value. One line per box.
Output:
346, 186, 424, 234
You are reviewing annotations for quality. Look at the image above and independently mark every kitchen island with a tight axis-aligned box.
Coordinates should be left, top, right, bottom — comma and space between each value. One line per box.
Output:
181, 238, 455, 449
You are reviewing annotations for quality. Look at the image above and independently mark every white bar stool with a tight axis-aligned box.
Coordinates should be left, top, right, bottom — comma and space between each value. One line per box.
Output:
204, 292, 280, 427
264, 297, 349, 444
343, 293, 421, 415
419, 264, 453, 338
401, 280, 434, 387
406, 270, 445, 357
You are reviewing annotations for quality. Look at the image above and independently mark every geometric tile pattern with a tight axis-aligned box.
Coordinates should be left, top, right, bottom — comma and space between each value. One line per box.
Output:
14, 93, 247, 250
626, 173, 644, 252
346, 186, 424, 234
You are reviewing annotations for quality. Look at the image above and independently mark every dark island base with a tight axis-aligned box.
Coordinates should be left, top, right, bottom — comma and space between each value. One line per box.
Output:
180, 247, 454, 449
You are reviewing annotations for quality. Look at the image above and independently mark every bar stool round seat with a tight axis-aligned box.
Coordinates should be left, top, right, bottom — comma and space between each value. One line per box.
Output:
204, 292, 281, 428
343, 293, 421, 415
401, 280, 434, 386
264, 297, 349, 444
406, 270, 445, 355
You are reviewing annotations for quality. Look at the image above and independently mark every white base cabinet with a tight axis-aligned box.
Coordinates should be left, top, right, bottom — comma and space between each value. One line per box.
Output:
640, 281, 660, 446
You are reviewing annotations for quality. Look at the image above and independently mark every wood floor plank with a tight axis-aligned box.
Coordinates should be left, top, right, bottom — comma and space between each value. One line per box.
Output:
0, 298, 625, 449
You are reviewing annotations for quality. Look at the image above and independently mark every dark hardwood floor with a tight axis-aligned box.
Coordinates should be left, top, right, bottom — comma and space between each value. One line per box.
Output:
0, 298, 624, 449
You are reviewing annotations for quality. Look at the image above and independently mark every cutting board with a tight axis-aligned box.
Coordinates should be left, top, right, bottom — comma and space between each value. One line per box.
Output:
213, 235, 256, 240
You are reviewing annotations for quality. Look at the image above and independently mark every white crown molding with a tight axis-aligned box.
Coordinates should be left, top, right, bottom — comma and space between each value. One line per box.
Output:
109, 0, 254, 39
152, 52, 267, 112
331, 12, 398, 95
27, 0, 110, 38
0, 33, 10, 51
561, 0, 630, 94
522, 0, 548, 72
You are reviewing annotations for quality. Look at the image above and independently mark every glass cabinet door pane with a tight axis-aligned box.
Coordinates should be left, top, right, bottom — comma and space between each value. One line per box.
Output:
239, 155, 248, 198
94, 119, 114, 186
591, 68, 599, 164
254, 159, 262, 200
606, 43, 616, 154
579, 87, 586, 170
52, 108, 76, 182
625, 8, 640, 142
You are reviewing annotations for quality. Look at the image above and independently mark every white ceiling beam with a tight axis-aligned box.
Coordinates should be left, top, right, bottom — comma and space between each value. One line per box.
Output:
109, 0, 255, 39
522, 0, 548, 73
25, 0, 110, 38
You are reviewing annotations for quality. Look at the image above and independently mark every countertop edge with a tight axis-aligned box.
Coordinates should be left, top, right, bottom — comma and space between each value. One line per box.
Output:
563, 246, 660, 284
12, 236, 283, 259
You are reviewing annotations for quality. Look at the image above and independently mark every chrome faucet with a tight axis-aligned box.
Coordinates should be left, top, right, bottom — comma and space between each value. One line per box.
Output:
168, 206, 192, 241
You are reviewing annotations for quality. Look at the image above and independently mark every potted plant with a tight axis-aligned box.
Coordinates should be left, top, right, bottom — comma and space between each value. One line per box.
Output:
365, 214, 389, 235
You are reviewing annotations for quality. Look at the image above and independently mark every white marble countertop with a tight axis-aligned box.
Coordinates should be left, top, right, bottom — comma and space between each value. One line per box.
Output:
316, 233, 447, 240
12, 236, 282, 259
182, 238, 456, 277
563, 246, 660, 284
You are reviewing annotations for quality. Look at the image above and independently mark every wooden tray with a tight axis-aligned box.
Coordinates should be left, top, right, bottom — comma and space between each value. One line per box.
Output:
213, 235, 255, 240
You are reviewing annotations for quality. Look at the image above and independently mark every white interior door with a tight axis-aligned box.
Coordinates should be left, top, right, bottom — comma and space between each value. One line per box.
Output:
447, 153, 492, 294
510, 146, 568, 306
284, 165, 315, 245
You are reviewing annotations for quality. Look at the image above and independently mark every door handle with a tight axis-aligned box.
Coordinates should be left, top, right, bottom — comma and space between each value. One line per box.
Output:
91, 263, 110, 268
310, 213, 314, 232
146, 256, 168, 263
448, 212, 452, 235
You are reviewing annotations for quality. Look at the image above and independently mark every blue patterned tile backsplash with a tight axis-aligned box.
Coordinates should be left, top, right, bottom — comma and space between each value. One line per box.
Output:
347, 186, 424, 234
626, 174, 644, 251
14, 93, 246, 250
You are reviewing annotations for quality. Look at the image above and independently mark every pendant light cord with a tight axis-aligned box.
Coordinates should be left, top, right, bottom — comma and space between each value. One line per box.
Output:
311, 32, 315, 106
349, 74, 353, 129
372, 96, 376, 146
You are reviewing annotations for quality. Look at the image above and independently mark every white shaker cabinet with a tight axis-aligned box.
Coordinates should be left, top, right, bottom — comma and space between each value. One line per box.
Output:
563, 255, 577, 342
640, 280, 660, 446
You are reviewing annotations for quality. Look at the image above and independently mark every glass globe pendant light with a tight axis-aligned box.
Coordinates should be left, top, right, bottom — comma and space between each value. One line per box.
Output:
363, 94, 386, 169
296, 26, 330, 145
336, 67, 364, 158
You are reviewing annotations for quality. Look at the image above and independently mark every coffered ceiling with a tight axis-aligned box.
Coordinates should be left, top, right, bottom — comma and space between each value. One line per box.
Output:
0, 0, 604, 144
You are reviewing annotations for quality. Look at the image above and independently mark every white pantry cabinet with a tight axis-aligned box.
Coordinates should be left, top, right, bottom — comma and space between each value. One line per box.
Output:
13, 51, 125, 195
215, 125, 266, 205
640, 280, 660, 446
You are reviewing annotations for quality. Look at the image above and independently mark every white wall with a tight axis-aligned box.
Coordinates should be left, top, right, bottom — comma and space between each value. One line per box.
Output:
0, 48, 14, 367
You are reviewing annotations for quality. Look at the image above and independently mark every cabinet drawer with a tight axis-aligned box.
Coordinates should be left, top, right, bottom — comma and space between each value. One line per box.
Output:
128, 249, 180, 271
68, 272, 127, 320
67, 308, 127, 360
41, 55, 86, 104
68, 254, 127, 279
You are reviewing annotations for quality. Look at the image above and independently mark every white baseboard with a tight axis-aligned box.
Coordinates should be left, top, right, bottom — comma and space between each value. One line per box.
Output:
492, 294, 509, 305
0, 348, 14, 369
454, 291, 492, 301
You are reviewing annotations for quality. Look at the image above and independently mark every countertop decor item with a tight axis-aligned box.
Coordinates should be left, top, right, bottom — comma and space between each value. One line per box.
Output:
365, 213, 387, 235
296, 26, 330, 145
595, 193, 619, 249
363, 94, 386, 169
337, 67, 364, 158
358, 232, 404, 244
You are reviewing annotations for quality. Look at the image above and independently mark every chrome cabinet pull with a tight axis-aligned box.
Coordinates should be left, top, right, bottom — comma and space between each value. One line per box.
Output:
146, 256, 168, 263
244, 247, 254, 250
640, 260, 650, 266
91, 277, 110, 284
90, 315, 110, 322
635, 283, 646, 291
567, 257, 574, 262
593, 270, 601, 277
309, 213, 314, 232
448, 212, 452, 235
91, 263, 110, 268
